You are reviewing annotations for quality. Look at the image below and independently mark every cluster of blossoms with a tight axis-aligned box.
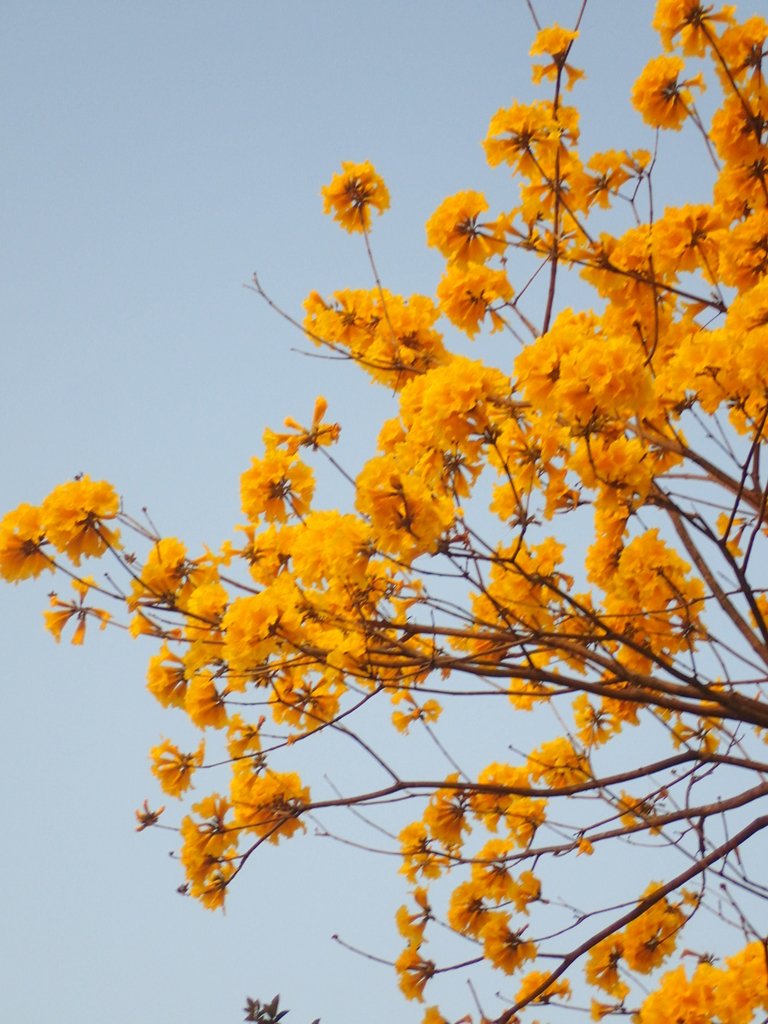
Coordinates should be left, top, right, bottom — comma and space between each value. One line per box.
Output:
4, 1, 768, 1021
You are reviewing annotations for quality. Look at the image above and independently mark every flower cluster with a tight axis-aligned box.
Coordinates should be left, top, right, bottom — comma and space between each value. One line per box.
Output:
4, 3, 768, 1022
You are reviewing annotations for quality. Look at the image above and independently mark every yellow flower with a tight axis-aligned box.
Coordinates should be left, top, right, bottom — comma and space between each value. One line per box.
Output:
423, 775, 470, 849
631, 54, 704, 130
226, 713, 263, 759
516, 969, 571, 1004
221, 575, 302, 672
150, 738, 205, 798
621, 885, 685, 974
481, 912, 537, 974
179, 798, 238, 911
590, 1000, 618, 1021
530, 25, 583, 90
470, 763, 535, 833
185, 670, 228, 729
392, 698, 442, 734
484, 100, 577, 176
40, 475, 120, 565
396, 887, 431, 945
470, 838, 519, 900
395, 945, 435, 1002
399, 821, 445, 882
447, 880, 492, 937
230, 762, 309, 842
43, 577, 110, 644
653, 0, 736, 55
436, 264, 513, 339
269, 673, 341, 732
181, 794, 233, 864
129, 536, 194, 608
509, 870, 541, 914
355, 454, 456, 562
0, 503, 51, 582
266, 395, 341, 453
288, 509, 371, 587
426, 191, 508, 265
576, 150, 634, 210
573, 693, 621, 747
528, 737, 590, 789
146, 643, 187, 709
321, 160, 390, 232
421, 1009, 448, 1024
717, 209, 768, 292
303, 287, 448, 390
195, 860, 236, 911
240, 448, 315, 524
44, 596, 81, 644
720, 942, 768, 1019
585, 937, 629, 999
715, 16, 768, 93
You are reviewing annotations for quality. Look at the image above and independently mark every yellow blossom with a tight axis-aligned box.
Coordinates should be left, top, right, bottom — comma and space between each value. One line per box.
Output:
423, 775, 470, 849
240, 448, 315, 524
516, 969, 571, 1004
484, 100, 579, 178
631, 54, 704, 130
480, 912, 537, 974
226, 713, 263, 759
447, 880, 492, 938
436, 264, 513, 338
266, 395, 341, 453
530, 25, 583, 90
146, 643, 187, 708
426, 191, 508, 265
653, 0, 736, 55
43, 577, 110, 644
321, 160, 390, 232
0, 503, 51, 581
399, 822, 445, 882
185, 670, 228, 729
421, 1009, 448, 1024
230, 762, 309, 842
395, 946, 436, 1002
528, 737, 590, 789
585, 937, 629, 999
40, 476, 120, 565
396, 887, 431, 946
150, 738, 205, 798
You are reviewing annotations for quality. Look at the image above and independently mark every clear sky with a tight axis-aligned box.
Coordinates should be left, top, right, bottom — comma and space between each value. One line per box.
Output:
0, 2, 704, 1022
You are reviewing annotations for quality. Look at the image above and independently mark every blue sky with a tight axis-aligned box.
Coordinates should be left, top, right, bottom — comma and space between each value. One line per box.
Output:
0, 3, 693, 1022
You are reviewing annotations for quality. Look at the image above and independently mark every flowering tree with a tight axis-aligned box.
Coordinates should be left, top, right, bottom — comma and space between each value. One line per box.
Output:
3, 2, 768, 1022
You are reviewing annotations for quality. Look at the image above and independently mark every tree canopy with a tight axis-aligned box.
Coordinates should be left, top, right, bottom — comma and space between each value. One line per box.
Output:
3, 2, 768, 1022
